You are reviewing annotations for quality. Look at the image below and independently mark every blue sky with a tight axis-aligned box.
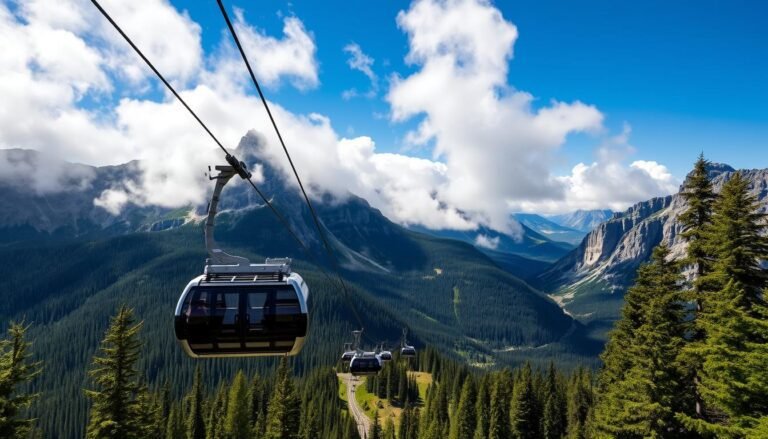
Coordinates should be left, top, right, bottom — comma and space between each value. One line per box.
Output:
177, 0, 768, 177
3, 0, 766, 228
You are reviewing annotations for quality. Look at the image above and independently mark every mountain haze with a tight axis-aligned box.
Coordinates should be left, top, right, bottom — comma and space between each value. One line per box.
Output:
547, 209, 614, 232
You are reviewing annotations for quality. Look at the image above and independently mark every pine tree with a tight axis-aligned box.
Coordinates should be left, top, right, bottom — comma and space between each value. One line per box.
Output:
399, 403, 412, 439
265, 357, 301, 439
368, 409, 381, 439
679, 153, 717, 421
450, 378, 476, 439
566, 368, 592, 439
85, 306, 144, 439
510, 363, 539, 439
250, 374, 265, 426
0, 321, 42, 438
680, 152, 717, 291
473, 375, 490, 439
223, 370, 251, 439
680, 173, 768, 436
488, 370, 512, 439
186, 366, 206, 439
207, 384, 228, 439
135, 382, 160, 439
593, 246, 690, 437
541, 363, 566, 439
701, 171, 768, 298
165, 403, 185, 439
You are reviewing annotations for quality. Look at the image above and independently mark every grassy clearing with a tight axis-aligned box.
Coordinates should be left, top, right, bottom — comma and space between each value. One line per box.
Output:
408, 371, 433, 401
346, 372, 435, 429
453, 286, 460, 322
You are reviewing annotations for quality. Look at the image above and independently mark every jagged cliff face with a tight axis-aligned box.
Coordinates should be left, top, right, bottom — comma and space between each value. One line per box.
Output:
536, 164, 768, 323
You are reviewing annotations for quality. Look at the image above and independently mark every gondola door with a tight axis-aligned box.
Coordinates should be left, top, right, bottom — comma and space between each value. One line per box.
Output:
210, 289, 244, 351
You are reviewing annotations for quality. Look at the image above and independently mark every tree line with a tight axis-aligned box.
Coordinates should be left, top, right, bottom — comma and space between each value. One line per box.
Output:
592, 155, 768, 438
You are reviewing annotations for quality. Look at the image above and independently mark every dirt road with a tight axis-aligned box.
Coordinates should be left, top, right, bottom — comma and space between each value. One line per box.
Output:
340, 373, 371, 438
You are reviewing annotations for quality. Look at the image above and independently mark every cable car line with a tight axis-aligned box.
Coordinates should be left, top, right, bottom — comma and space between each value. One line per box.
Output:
89, 0, 367, 335
90, 0, 320, 266
217, 0, 367, 334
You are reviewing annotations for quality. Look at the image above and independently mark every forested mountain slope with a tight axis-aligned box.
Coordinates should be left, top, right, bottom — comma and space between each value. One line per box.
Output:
0, 204, 581, 437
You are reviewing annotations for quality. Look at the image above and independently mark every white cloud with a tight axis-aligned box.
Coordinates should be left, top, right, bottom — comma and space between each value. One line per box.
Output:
388, 0, 605, 232
342, 43, 378, 99
474, 234, 500, 250
0, 0, 680, 235
232, 9, 319, 90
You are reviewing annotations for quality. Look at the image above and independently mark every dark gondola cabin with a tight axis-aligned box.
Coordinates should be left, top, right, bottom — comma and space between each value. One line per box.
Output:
175, 164, 310, 358
341, 351, 355, 363
379, 350, 393, 361
175, 262, 309, 358
401, 346, 416, 358
349, 353, 383, 376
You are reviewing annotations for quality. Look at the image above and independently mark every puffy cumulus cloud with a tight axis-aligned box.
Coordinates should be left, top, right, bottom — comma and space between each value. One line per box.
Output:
232, 9, 319, 90
388, 0, 605, 233
2, 0, 680, 234
513, 126, 680, 214
0, 0, 320, 211
342, 43, 378, 99
336, 136, 475, 230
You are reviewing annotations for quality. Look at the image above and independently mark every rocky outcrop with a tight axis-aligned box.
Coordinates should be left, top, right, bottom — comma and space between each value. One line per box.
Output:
536, 164, 768, 321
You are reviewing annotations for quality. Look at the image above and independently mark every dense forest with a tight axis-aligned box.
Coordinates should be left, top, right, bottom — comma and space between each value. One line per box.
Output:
2, 155, 767, 438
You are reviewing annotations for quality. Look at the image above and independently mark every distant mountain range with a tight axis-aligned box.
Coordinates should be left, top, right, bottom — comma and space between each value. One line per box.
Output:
512, 213, 588, 246
547, 209, 614, 232
534, 163, 768, 338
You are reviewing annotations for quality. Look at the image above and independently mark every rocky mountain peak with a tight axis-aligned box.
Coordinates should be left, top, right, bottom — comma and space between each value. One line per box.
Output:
536, 163, 768, 325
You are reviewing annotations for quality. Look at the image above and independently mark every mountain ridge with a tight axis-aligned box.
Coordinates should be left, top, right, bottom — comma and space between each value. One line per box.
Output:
535, 163, 767, 328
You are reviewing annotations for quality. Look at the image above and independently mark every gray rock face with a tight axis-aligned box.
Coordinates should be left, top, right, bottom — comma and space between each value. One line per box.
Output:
536, 164, 768, 322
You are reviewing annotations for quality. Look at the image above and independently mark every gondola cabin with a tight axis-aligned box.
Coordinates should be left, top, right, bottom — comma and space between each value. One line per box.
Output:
401, 346, 416, 358
341, 351, 355, 363
379, 350, 393, 361
349, 353, 383, 376
175, 259, 309, 358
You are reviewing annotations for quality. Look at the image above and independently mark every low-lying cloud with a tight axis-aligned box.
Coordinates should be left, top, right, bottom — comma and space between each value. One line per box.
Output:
0, 0, 680, 236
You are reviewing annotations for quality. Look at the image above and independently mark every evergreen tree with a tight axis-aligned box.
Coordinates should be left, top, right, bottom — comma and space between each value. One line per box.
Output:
265, 358, 301, 439
473, 375, 490, 439
250, 374, 265, 426
186, 366, 206, 439
510, 363, 539, 439
224, 370, 251, 439
593, 246, 690, 437
206, 384, 228, 439
0, 321, 42, 438
680, 153, 717, 290
399, 403, 412, 439
165, 403, 185, 439
488, 370, 512, 439
701, 171, 768, 298
85, 306, 144, 439
679, 153, 717, 420
680, 173, 768, 436
450, 378, 476, 439
541, 362, 566, 439
135, 383, 160, 439
566, 368, 592, 439
368, 409, 381, 439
